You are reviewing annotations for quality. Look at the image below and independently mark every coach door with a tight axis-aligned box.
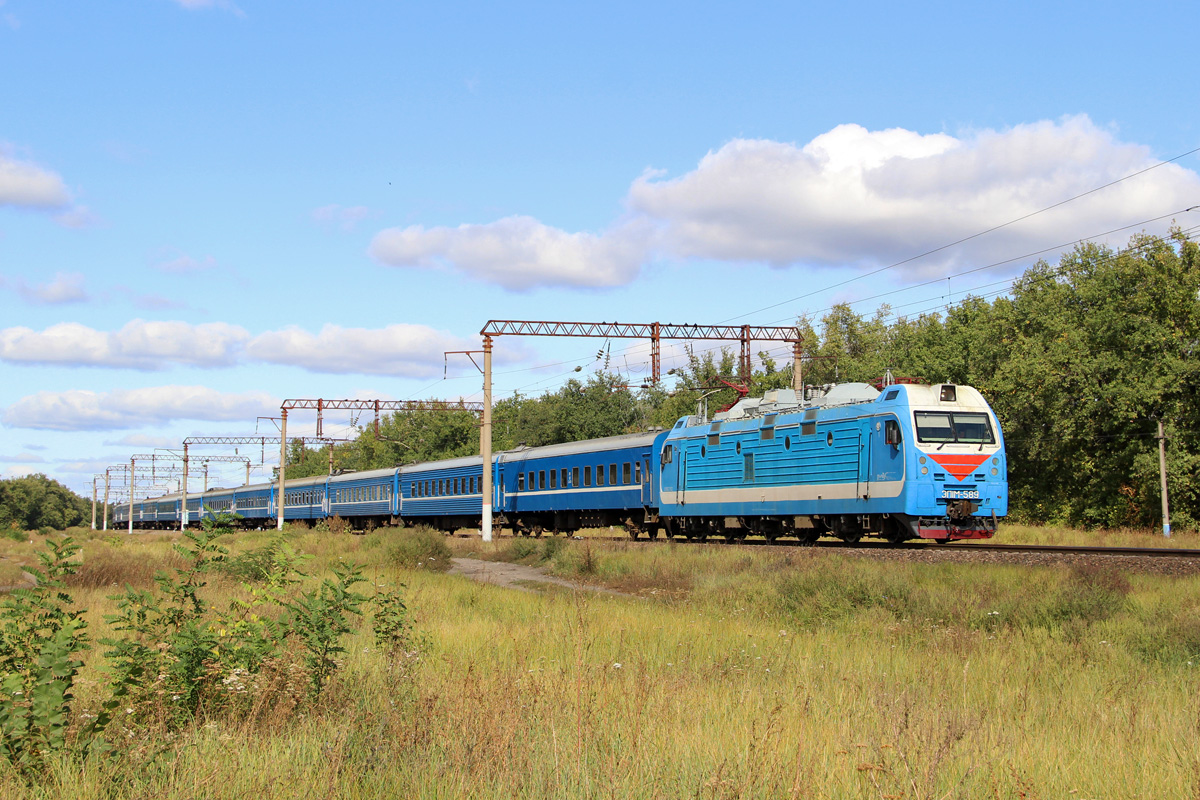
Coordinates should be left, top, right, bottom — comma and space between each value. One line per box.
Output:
859, 428, 870, 502
641, 456, 653, 507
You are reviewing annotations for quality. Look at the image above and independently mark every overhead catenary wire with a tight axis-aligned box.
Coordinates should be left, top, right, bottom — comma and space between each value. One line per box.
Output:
723, 145, 1200, 324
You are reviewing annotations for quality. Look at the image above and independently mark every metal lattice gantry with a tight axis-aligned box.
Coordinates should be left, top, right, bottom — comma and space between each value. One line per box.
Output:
479, 320, 804, 387
470, 319, 804, 544
274, 398, 485, 529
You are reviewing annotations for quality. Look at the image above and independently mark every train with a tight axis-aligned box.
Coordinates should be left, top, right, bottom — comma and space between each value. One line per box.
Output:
114, 381, 1007, 544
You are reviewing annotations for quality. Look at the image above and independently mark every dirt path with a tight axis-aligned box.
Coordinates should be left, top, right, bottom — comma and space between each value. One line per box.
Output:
448, 557, 635, 597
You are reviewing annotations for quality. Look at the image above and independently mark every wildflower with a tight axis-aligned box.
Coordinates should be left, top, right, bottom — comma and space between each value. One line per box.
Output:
612, 663, 622, 669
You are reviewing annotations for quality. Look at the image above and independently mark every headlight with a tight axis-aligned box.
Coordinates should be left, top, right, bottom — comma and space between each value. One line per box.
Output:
920, 467, 928, 475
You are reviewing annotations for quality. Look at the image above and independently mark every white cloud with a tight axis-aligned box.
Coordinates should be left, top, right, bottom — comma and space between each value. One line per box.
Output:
102, 434, 176, 448
246, 323, 476, 377
153, 253, 218, 274
369, 216, 650, 290
58, 459, 136, 477
369, 116, 1200, 287
0, 320, 519, 377
16, 272, 88, 304
0, 452, 45, 464
54, 205, 100, 229
0, 149, 70, 209
312, 204, 375, 232
0, 320, 249, 369
2, 386, 279, 431
634, 116, 1200, 275
170, 0, 244, 14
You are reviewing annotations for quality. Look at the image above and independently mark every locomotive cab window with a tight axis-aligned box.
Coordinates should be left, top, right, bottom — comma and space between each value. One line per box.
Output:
661, 446, 673, 466
914, 411, 995, 444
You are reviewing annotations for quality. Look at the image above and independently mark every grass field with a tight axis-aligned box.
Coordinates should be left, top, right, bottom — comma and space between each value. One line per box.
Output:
1, 523, 1198, 798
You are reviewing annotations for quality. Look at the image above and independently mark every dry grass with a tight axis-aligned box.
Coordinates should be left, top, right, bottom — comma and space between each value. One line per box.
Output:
998, 521, 1200, 548
3, 526, 1199, 798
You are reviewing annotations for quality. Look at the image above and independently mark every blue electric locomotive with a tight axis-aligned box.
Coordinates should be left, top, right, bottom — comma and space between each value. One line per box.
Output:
656, 383, 1005, 543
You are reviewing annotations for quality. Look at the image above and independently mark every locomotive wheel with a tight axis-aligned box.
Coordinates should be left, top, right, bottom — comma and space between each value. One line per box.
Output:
883, 520, 910, 545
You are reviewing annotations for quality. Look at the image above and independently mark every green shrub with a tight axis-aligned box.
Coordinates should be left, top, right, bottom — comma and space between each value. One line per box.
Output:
0, 538, 89, 781
218, 535, 311, 584
772, 558, 916, 626
501, 538, 540, 562
1023, 564, 1131, 633
383, 526, 452, 572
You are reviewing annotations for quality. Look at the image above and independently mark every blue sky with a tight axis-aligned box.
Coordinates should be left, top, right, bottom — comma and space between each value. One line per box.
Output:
2, 0, 1198, 500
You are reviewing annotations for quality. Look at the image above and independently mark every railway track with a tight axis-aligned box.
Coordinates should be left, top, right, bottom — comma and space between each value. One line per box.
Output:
476, 530, 1200, 560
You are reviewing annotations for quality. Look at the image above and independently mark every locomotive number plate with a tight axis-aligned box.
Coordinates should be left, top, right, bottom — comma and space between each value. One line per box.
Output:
941, 489, 980, 500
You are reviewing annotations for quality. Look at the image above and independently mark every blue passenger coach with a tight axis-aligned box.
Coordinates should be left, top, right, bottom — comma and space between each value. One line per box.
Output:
400, 455, 484, 531
496, 432, 661, 536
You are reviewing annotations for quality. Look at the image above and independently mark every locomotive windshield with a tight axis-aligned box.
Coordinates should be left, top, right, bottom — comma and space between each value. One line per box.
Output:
914, 411, 995, 444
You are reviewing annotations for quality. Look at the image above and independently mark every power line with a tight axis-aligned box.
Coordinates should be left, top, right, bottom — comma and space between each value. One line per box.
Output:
725, 145, 1200, 324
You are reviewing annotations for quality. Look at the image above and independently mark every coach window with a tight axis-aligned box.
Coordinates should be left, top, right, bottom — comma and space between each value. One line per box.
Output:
572, 467, 580, 487
539, 471, 546, 490
584, 466, 592, 487
596, 466, 604, 486
561, 468, 569, 487
517, 473, 525, 492
634, 462, 642, 484
550, 470, 557, 489
622, 463, 631, 484
526, 471, 534, 491
609, 464, 618, 485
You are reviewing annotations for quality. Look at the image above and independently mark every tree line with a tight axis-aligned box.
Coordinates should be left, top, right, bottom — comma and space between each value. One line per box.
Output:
286, 230, 1198, 531
0, 474, 93, 533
